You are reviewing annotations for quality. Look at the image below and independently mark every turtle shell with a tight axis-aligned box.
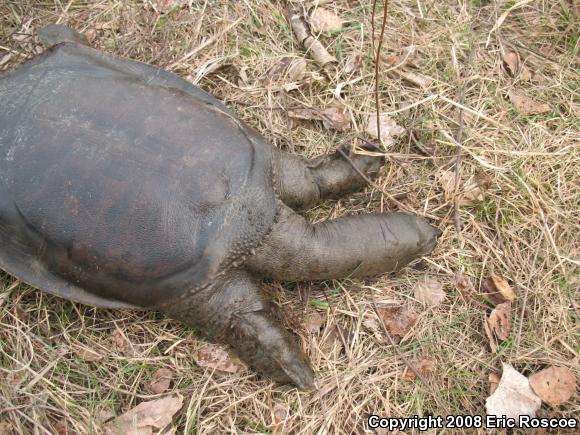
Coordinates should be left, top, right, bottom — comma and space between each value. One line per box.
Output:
0, 43, 277, 308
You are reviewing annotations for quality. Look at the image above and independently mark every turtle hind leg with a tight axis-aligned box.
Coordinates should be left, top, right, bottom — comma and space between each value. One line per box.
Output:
38, 24, 89, 48
163, 270, 315, 389
245, 202, 441, 281
272, 142, 385, 210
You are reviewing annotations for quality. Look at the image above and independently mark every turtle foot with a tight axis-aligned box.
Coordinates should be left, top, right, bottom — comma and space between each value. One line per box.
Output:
163, 270, 315, 389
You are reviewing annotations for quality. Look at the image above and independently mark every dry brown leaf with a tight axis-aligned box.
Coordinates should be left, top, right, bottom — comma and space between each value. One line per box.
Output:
377, 305, 418, 338
483, 314, 498, 353
148, 368, 173, 394
502, 49, 532, 81
402, 358, 435, 380
382, 46, 417, 68
53, 419, 72, 435
194, 343, 241, 374
489, 372, 502, 395
390, 68, 432, 89
529, 366, 576, 406
438, 171, 489, 206
76, 346, 104, 362
0, 421, 13, 435
344, 52, 363, 75
105, 394, 183, 435
319, 324, 346, 357
481, 273, 516, 305
287, 58, 307, 82
271, 403, 289, 433
111, 328, 136, 356
309, 7, 343, 33
288, 106, 351, 131
509, 90, 550, 115
364, 113, 405, 147
414, 278, 445, 307
486, 302, 512, 342
437, 169, 456, 201
262, 57, 307, 87
454, 272, 476, 299
363, 318, 385, 342
459, 183, 485, 205
486, 363, 541, 420
304, 311, 325, 333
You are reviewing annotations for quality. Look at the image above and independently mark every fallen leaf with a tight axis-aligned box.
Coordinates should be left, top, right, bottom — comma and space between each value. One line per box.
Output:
414, 278, 445, 307
459, 172, 492, 205
271, 403, 289, 432
309, 7, 343, 33
0, 421, 13, 435
194, 343, 241, 374
149, 368, 173, 394
486, 302, 512, 342
344, 52, 363, 75
454, 272, 476, 299
437, 171, 489, 205
481, 274, 516, 305
437, 169, 456, 202
459, 183, 485, 205
529, 366, 576, 406
364, 113, 405, 147
105, 394, 183, 435
502, 49, 532, 81
288, 105, 351, 131
382, 46, 417, 68
304, 311, 325, 333
320, 324, 349, 357
363, 318, 385, 342
111, 328, 136, 356
509, 90, 550, 115
486, 363, 541, 420
489, 372, 502, 395
390, 68, 433, 89
53, 419, 71, 435
402, 358, 435, 380
377, 305, 418, 338
483, 314, 498, 353
287, 58, 308, 81
502, 50, 520, 77
76, 346, 104, 362
262, 57, 307, 87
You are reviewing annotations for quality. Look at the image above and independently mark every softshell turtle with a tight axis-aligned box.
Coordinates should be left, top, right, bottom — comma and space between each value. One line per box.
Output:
0, 25, 440, 388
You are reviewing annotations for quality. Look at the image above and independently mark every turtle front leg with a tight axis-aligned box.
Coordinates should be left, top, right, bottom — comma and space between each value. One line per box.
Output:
245, 202, 440, 281
163, 270, 315, 389
273, 143, 385, 210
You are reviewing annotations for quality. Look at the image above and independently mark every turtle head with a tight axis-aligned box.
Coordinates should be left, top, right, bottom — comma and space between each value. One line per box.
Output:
38, 24, 89, 48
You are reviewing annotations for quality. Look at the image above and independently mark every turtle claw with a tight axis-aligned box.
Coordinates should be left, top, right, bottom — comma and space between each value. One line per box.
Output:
231, 310, 315, 389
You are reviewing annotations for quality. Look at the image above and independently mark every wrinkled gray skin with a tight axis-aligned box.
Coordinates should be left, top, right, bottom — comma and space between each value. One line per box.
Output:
0, 25, 440, 389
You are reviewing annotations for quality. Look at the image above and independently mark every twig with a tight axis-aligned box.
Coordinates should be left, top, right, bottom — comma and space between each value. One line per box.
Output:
336, 140, 414, 212
372, 0, 389, 145
288, 10, 336, 68
451, 88, 466, 235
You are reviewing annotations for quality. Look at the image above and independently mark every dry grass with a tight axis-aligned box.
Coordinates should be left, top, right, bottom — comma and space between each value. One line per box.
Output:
1, 0, 578, 433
